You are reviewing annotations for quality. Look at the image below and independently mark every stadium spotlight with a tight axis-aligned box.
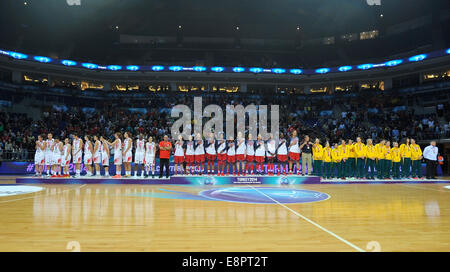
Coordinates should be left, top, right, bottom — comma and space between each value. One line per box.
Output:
272, 68, 286, 74
211, 67, 225, 72
61, 60, 77, 66
232, 67, 245, 73
81, 63, 98, 69
357, 64, 374, 70
408, 54, 427, 62
152, 65, 164, 71
249, 67, 264, 73
385, 60, 403, 67
446, 48, 450, 54
193, 66, 206, 72
33, 56, 51, 63
107, 65, 122, 71
126, 65, 140, 71
338, 66, 352, 72
169, 66, 183, 71
289, 69, 303, 74
315, 68, 330, 74
8, 51, 28, 59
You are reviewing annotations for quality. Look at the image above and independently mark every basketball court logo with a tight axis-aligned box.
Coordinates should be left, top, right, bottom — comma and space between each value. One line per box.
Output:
0, 185, 43, 197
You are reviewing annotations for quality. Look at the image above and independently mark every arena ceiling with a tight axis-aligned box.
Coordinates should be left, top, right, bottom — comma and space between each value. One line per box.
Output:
0, 0, 449, 65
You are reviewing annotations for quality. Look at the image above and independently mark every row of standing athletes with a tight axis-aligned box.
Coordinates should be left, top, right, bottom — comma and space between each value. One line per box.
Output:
33, 131, 305, 178
33, 132, 423, 179
33, 132, 158, 178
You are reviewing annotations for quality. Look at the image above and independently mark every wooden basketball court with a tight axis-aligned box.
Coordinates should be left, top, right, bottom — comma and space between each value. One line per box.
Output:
0, 176, 449, 252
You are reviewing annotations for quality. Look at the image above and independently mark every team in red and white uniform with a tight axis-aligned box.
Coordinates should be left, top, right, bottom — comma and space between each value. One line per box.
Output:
44, 133, 54, 176
61, 138, 71, 177
33, 131, 309, 178
205, 132, 216, 175
255, 134, 266, 175
34, 135, 46, 177
134, 134, 146, 178
245, 134, 255, 175
144, 136, 156, 177
93, 136, 102, 177
194, 133, 205, 175
51, 138, 63, 177
235, 132, 246, 176
174, 135, 185, 175
184, 135, 195, 175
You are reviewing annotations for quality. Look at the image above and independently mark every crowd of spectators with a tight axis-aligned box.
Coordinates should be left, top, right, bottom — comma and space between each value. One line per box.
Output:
1, 86, 449, 161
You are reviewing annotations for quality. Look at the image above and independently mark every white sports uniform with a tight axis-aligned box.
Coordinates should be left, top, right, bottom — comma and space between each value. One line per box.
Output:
236, 139, 246, 155
277, 139, 288, 155
123, 138, 132, 163
84, 141, 93, 165
44, 139, 54, 165
113, 139, 122, 165
135, 139, 145, 164
61, 144, 71, 167
101, 143, 109, 166
52, 142, 62, 165
72, 138, 82, 164
255, 141, 266, 157
246, 140, 255, 156
289, 137, 300, 153
144, 142, 156, 166
205, 139, 216, 155
227, 141, 235, 156
185, 141, 195, 156
194, 140, 204, 155
34, 140, 45, 165
266, 140, 276, 158
174, 140, 185, 157
92, 140, 101, 164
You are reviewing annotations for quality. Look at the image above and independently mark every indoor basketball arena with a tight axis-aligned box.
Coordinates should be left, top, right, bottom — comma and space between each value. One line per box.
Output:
0, 0, 449, 258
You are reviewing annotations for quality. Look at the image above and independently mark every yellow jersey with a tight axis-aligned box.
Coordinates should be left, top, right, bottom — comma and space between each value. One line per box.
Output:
347, 144, 357, 158
338, 145, 349, 160
384, 146, 392, 161
365, 144, 377, 159
375, 143, 385, 160
410, 144, 422, 160
400, 144, 412, 158
322, 147, 332, 162
391, 147, 401, 162
354, 142, 366, 158
312, 144, 323, 160
331, 148, 341, 163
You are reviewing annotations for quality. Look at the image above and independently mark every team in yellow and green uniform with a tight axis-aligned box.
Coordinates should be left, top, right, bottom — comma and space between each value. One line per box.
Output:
391, 142, 402, 179
410, 139, 422, 179
331, 143, 342, 178
314, 137, 424, 180
322, 142, 332, 179
365, 139, 377, 180
312, 138, 323, 177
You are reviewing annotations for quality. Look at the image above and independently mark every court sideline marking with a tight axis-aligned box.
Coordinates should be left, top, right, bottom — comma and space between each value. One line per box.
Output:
0, 184, 86, 204
399, 184, 450, 193
248, 185, 365, 252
